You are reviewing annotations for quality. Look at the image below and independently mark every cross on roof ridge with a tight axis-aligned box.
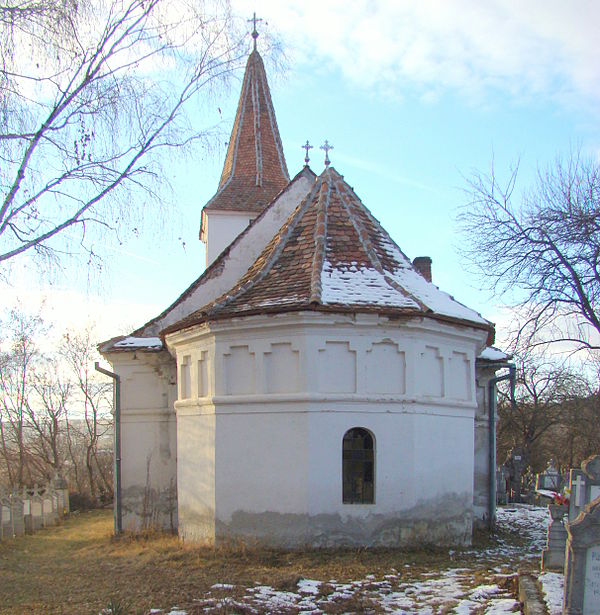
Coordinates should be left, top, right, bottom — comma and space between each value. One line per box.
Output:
302, 140, 313, 166
320, 140, 333, 167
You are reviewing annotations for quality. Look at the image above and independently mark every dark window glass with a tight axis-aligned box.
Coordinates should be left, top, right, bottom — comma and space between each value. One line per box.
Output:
342, 428, 375, 504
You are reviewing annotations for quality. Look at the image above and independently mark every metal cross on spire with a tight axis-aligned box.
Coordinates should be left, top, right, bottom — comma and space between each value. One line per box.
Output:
248, 12, 263, 51
301, 140, 313, 166
320, 140, 334, 167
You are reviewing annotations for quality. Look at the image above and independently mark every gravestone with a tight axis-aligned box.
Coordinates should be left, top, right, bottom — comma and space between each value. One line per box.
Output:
29, 486, 43, 531
569, 456, 600, 523
563, 498, 600, 614
504, 446, 528, 503
52, 473, 70, 514
1, 491, 11, 539
42, 490, 56, 526
537, 459, 562, 492
542, 503, 569, 570
22, 489, 32, 534
10, 492, 25, 537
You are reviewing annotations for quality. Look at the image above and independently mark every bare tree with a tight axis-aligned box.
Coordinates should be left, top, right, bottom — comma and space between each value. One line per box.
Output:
0, 312, 114, 504
0, 309, 44, 487
496, 348, 588, 473
1, 0, 244, 270
27, 365, 71, 481
61, 329, 112, 503
460, 152, 600, 355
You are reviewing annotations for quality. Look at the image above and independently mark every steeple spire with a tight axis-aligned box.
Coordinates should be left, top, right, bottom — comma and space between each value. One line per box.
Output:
202, 46, 289, 217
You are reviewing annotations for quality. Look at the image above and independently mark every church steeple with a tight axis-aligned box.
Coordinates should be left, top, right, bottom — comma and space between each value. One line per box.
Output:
217, 49, 288, 197
200, 43, 290, 266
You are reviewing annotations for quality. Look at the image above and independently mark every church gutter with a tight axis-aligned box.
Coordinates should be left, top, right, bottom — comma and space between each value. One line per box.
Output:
94, 362, 122, 536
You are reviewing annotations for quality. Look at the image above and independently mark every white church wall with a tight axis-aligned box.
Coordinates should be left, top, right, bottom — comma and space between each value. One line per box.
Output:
204, 210, 254, 268
176, 407, 215, 543
190, 399, 474, 547
214, 410, 309, 533
144, 174, 314, 336
364, 341, 406, 395
167, 311, 487, 547
106, 351, 178, 532
304, 406, 474, 546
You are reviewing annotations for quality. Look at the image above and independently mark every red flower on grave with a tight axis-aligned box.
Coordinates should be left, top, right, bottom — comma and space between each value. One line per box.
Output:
552, 493, 569, 506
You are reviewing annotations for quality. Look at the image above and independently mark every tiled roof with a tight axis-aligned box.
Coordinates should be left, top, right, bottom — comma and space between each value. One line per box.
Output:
203, 50, 289, 214
165, 167, 494, 339
97, 168, 317, 353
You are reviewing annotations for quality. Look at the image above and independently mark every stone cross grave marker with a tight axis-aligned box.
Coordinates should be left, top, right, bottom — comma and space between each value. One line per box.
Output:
496, 467, 509, 505
10, 492, 24, 537
563, 498, 600, 614
569, 455, 600, 523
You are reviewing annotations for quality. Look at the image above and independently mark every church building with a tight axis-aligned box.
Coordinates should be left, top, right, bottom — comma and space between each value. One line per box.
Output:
100, 37, 508, 547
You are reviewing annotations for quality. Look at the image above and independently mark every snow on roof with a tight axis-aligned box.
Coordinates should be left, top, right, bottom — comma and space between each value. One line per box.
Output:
478, 346, 509, 362
112, 336, 163, 350
321, 262, 418, 308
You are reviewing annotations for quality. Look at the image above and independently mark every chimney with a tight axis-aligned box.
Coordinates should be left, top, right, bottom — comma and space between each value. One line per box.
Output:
412, 256, 432, 283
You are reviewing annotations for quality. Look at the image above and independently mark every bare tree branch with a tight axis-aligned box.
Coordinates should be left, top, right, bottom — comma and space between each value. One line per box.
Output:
460, 152, 600, 356
0, 0, 248, 271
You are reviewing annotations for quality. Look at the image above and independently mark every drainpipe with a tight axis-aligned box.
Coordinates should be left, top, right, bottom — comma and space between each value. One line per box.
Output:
95, 362, 122, 535
488, 364, 516, 531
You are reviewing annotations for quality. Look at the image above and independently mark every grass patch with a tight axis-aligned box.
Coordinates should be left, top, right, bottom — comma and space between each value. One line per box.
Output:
0, 510, 524, 614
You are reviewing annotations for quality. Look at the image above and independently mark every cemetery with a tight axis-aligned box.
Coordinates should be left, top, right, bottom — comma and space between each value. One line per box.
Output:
0, 478, 70, 540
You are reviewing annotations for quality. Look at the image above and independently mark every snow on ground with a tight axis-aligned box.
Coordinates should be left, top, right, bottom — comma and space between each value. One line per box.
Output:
495, 504, 550, 553
185, 571, 521, 614
147, 505, 557, 615
539, 571, 564, 615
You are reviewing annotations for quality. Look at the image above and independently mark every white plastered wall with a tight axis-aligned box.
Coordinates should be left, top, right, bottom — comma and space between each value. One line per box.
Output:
203, 210, 254, 268
168, 311, 488, 547
105, 350, 178, 531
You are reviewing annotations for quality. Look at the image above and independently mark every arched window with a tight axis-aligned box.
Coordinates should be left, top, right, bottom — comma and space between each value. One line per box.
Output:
342, 428, 374, 504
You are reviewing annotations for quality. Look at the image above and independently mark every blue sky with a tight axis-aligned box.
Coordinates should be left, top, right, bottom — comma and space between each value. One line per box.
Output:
3, 0, 600, 346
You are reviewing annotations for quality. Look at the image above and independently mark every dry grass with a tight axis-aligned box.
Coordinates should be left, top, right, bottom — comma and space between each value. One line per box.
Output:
0, 510, 519, 614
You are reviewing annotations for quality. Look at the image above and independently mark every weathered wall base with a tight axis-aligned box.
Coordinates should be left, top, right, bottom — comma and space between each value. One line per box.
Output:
121, 482, 178, 533
215, 493, 472, 548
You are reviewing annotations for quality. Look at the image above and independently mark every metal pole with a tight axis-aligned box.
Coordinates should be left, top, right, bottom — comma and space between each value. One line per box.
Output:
95, 362, 122, 535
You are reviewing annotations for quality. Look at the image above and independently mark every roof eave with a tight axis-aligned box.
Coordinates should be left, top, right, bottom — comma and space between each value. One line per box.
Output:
161, 304, 494, 342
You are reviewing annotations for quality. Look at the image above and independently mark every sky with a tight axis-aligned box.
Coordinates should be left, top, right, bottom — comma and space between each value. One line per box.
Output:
2, 0, 600, 349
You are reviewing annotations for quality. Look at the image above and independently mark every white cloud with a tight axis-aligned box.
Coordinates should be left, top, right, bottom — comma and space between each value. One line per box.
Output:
233, 0, 600, 106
